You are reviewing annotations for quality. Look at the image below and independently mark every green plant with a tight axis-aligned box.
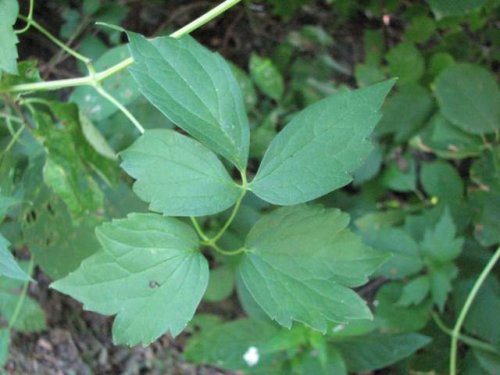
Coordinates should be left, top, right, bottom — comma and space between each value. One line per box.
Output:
1, 0, 499, 374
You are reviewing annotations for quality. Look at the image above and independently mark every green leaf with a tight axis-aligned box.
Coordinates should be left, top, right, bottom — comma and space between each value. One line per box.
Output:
250, 80, 395, 205
127, 33, 250, 170
397, 275, 431, 307
374, 282, 432, 333
51, 213, 208, 346
230, 63, 258, 111
454, 277, 500, 345
381, 153, 417, 192
376, 84, 433, 141
185, 319, 280, 371
405, 16, 436, 44
420, 209, 463, 263
386, 44, 425, 84
299, 347, 347, 375
34, 112, 104, 217
79, 112, 117, 160
0, 234, 31, 281
0, 193, 19, 222
249, 54, 285, 100
420, 161, 464, 202
120, 129, 241, 217
428, 263, 458, 311
0, 328, 10, 367
0, 0, 19, 74
435, 64, 500, 134
0, 291, 46, 332
337, 333, 432, 372
470, 191, 500, 247
471, 146, 500, 193
237, 206, 388, 332
361, 228, 423, 279
426, 0, 488, 19
417, 113, 485, 159
21, 193, 100, 280
0, 266, 46, 333
204, 264, 235, 302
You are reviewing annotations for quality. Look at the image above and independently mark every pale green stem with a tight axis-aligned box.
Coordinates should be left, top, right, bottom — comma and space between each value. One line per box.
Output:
203, 242, 246, 256
170, 0, 242, 38
0, 112, 23, 124
19, 16, 91, 64
190, 217, 210, 242
8, 257, 35, 330
15, 0, 35, 34
3, 0, 243, 93
431, 312, 498, 354
3, 123, 25, 155
450, 247, 500, 375
93, 84, 144, 134
210, 173, 247, 243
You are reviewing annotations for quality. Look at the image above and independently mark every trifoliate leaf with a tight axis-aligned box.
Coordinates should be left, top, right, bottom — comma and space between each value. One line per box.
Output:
127, 33, 250, 170
121, 129, 241, 217
51, 213, 208, 346
0, 0, 19, 74
420, 209, 463, 263
435, 64, 500, 134
0, 234, 31, 281
337, 333, 432, 372
250, 80, 395, 205
237, 206, 388, 332
249, 54, 284, 100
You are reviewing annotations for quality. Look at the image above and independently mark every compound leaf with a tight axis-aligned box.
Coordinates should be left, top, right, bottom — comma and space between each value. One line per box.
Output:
127, 33, 250, 170
250, 80, 395, 205
435, 64, 500, 135
121, 129, 241, 217
51, 213, 208, 346
237, 206, 388, 332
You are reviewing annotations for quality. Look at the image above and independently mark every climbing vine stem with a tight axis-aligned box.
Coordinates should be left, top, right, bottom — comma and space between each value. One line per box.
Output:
449, 246, 500, 375
2, 0, 243, 94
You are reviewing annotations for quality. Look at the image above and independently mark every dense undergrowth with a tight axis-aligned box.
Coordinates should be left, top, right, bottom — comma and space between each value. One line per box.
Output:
0, 0, 499, 374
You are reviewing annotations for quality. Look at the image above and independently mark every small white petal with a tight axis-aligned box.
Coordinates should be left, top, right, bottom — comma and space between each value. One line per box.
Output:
243, 346, 259, 367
